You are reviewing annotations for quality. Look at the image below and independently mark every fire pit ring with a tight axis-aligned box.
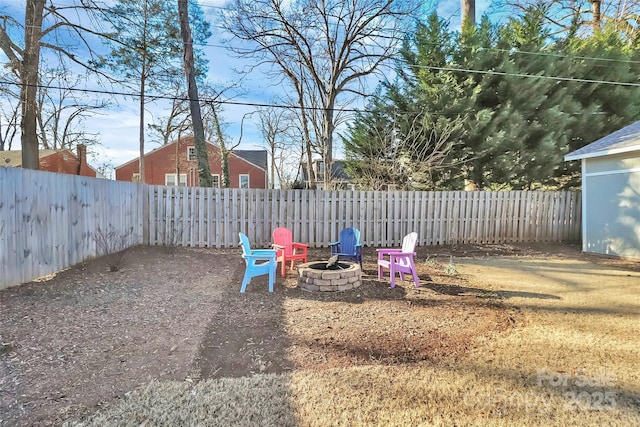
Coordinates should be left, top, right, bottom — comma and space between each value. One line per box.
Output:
297, 261, 362, 292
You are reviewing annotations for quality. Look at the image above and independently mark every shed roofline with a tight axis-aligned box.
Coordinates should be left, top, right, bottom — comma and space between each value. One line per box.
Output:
564, 144, 640, 161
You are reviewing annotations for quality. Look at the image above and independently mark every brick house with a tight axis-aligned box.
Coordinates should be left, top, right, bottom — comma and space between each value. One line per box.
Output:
115, 136, 268, 188
1, 144, 97, 177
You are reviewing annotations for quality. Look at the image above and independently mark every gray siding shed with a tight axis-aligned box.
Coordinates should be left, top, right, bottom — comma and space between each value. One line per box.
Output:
565, 121, 640, 258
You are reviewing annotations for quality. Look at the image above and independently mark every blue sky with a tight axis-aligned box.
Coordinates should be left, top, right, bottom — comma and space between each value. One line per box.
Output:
1, 0, 495, 177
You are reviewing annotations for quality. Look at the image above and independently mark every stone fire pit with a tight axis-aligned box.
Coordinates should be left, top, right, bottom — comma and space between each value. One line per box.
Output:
297, 261, 362, 292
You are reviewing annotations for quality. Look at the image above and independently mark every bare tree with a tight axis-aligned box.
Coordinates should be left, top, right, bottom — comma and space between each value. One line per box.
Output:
148, 80, 239, 148
0, 105, 19, 152
202, 104, 253, 188
256, 106, 299, 189
494, 0, 640, 38
147, 80, 192, 146
347, 111, 464, 191
223, 0, 419, 188
0, 69, 19, 151
0, 1, 109, 168
37, 62, 108, 150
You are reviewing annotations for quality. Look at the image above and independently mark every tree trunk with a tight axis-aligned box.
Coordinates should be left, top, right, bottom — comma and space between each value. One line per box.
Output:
270, 141, 275, 189
297, 88, 315, 190
322, 100, 335, 189
138, 75, 146, 183
461, 0, 476, 28
20, 0, 45, 169
178, 0, 212, 187
591, 0, 601, 31
210, 107, 230, 187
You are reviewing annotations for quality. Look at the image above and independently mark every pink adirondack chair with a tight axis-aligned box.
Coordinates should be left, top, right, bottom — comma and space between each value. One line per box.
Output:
272, 227, 308, 277
377, 232, 420, 288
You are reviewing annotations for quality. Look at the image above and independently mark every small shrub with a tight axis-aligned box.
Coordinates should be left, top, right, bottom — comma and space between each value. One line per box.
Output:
444, 256, 458, 276
93, 224, 135, 272
159, 222, 184, 255
424, 256, 441, 268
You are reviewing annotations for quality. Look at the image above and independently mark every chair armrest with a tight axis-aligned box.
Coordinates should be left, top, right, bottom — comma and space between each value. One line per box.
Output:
377, 248, 402, 254
272, 244, 286, 250
251, 249, 278, 256
329, 242, 340, 255
243, 251, 276, 261
388, 251, 416, 259
292, 242, 308, 249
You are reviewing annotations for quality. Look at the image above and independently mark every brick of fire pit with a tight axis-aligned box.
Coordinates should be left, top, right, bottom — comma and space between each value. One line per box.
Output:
297, 261, 362, 292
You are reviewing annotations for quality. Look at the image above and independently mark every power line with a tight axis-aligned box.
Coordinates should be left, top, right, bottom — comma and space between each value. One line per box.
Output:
0, 79, 366, 113
14, 5, 640, 67
192, 37, 640, 66
413, 65, 640, 87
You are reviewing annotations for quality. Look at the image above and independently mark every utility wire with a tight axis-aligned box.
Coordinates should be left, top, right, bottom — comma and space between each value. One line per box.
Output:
0, 79, 366, 113
416, 65, 640, 87
2, 50, 639, 114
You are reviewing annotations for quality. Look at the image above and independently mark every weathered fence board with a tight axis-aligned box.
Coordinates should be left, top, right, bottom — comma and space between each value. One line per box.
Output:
1, 167, 145, 290
145, 186, 581, 249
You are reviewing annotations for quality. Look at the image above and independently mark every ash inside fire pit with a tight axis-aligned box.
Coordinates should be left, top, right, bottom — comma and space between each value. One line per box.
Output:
309, 262, 351, 270
314, 255, 347, 270
297, 259, 362, 292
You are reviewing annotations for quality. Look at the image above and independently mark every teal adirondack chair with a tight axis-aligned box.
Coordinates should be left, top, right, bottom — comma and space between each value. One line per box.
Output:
329, 227, 363, 267
239, 232, 277, 292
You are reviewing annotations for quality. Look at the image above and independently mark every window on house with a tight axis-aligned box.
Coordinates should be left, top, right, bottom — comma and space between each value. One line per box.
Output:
211, 174, 221, 188
317, 161, 325, 176
187, 146, 197, 161
132, 173, 141, 183
239, 174, 250, 189
165, 173, 187, 186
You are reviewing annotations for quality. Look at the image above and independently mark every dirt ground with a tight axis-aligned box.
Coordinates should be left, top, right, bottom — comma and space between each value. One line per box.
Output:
1, 241, 639, 426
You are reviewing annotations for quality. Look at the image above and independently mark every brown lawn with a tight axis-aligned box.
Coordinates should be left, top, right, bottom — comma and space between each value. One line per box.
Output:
0, 242, 638, 426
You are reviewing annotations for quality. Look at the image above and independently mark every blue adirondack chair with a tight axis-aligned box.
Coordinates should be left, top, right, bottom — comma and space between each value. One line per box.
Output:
239, 232, 277, 292
329, 227, 363, 267
377, 232, 420, 288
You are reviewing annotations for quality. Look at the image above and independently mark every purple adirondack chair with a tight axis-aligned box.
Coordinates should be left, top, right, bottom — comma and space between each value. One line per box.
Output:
377, 232, 420, 288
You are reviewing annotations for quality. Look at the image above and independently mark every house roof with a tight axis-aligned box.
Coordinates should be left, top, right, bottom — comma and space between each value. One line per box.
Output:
300, 159, 351, 182
1, 149, 61, 167
565, 120, 640, 161
234, 150, 268, 171
331, 160, 350, 181
114, 137, 268, 171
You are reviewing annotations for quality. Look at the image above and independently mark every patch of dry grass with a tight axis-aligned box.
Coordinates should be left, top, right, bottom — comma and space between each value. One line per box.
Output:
66, 375, 297, 427
70, 363, 639, 427
68, 255, 640, 426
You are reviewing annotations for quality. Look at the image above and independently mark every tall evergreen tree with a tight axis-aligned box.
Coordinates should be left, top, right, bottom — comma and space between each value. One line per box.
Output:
344, 9, 640, 190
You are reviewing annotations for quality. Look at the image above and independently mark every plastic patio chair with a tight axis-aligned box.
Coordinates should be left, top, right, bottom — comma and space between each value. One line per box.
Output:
272, 227, 308, 277
329, 227, 363, 267
238, 232, 277, 292
377, 232, 420, 288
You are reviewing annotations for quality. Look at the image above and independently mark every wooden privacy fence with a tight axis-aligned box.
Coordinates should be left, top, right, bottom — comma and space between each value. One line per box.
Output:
1, 167, 581, 289
1, 167, 145, 289
147, 186, 581, 249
